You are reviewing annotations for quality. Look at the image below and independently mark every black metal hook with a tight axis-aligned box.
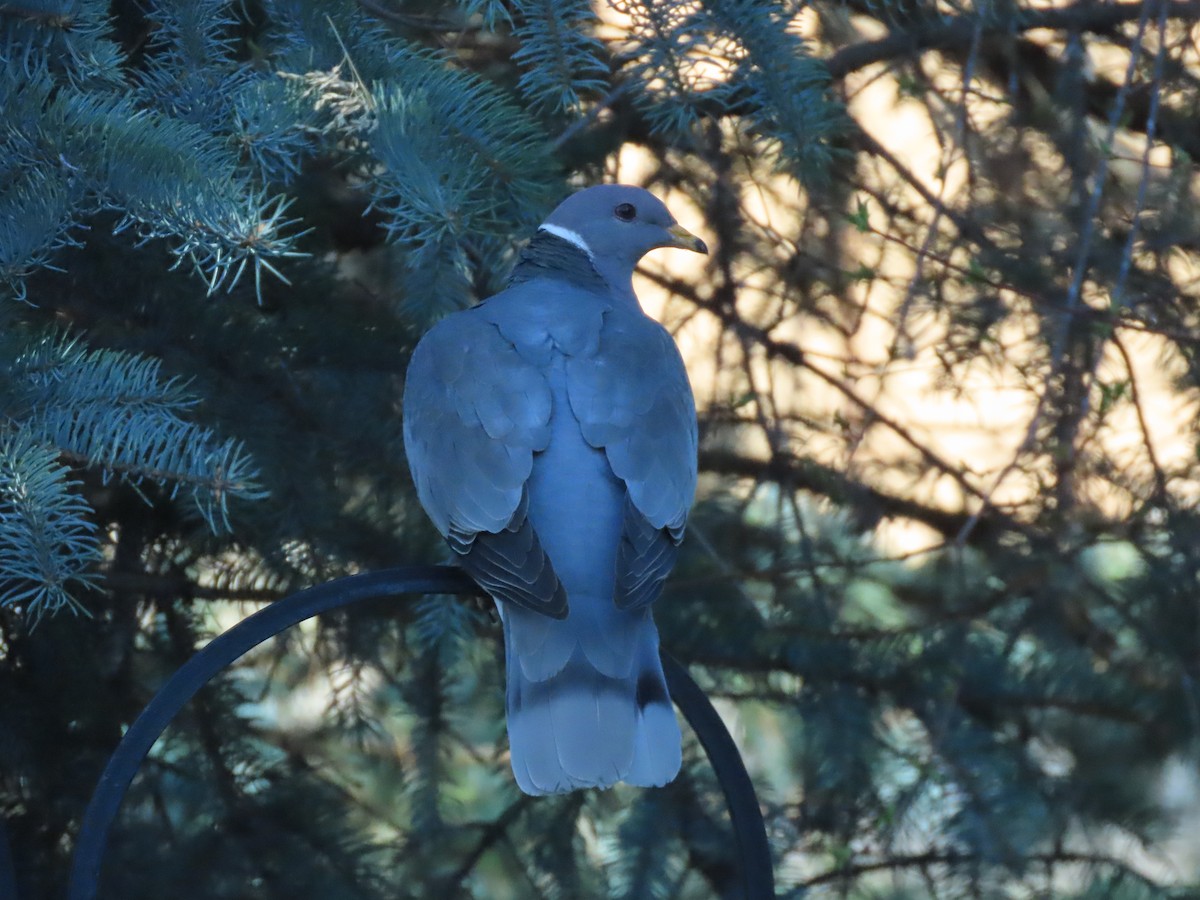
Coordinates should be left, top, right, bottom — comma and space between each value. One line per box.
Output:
1, 814, 16, 900
64, 566, 774, 899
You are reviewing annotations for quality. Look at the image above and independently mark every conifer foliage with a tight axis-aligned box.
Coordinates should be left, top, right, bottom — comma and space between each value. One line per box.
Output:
3, 0, 1200, 896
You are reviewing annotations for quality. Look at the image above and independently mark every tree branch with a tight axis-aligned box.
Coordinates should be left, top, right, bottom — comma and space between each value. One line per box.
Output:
801, 848, 1161, 889
825, 0, 1200, 79
699, 448, 1004, 544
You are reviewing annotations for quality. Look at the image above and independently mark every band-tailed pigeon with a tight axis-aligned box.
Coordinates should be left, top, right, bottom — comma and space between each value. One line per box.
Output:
403, 184, 706, 794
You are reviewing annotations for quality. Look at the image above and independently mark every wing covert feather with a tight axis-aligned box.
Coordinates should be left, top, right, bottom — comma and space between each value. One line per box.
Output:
565, 308, 697, 610
566, 309, 698, 533
403, 310, 566, 617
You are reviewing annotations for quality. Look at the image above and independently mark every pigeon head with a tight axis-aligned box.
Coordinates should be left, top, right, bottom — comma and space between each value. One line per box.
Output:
539, 185, 708, 271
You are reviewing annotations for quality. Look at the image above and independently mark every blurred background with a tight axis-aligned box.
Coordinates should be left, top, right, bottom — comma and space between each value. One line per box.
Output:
3, 0, 1200, 896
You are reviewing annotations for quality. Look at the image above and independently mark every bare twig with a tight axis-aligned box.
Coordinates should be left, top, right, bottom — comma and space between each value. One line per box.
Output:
824, 0, 1200, 79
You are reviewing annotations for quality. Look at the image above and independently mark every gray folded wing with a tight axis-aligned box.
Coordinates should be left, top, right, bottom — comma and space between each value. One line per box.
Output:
403, 310, 567, 618
565, 309, 698, 610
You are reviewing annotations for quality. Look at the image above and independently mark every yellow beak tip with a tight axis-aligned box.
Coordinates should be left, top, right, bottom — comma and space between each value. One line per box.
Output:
667, 224, 708, 255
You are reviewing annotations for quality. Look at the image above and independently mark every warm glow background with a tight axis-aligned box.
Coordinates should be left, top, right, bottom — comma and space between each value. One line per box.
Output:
603, 3, 1200, 557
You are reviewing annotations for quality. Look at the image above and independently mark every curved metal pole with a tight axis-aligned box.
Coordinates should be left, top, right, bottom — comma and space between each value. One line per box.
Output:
0, 815, 17, 900
67, 566, 773, 899
663, 655, 774, 898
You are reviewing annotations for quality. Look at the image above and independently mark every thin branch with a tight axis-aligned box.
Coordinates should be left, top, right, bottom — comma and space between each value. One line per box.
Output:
824, 0, 1200, 79
439, 794, 536, 892
699, 448, 1001, 542
1111, 332, 1169, 501
957, 0, 1156, 544
799, 848, 1162, 890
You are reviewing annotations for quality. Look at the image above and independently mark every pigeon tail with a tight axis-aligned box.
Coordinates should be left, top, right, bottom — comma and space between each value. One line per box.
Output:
504, 603, 681, 795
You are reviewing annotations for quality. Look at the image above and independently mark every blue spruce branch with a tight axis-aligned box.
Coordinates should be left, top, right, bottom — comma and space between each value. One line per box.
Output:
0, 431, 101, 619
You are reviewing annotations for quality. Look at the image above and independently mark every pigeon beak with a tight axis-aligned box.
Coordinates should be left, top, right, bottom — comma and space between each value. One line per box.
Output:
665, 223, 708, 254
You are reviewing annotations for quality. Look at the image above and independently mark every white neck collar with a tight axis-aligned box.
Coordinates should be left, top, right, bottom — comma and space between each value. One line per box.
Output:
537, 224, 593, 259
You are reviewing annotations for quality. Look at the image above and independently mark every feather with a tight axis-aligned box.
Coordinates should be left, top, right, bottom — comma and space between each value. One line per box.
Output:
505, 612, 676, 794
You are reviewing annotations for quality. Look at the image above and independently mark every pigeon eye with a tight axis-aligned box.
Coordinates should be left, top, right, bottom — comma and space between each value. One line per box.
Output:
614, 203, 637, 222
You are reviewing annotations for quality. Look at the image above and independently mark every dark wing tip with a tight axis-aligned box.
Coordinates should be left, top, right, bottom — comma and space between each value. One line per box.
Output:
613, 495, 681, 611
448, 500, 570, 619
